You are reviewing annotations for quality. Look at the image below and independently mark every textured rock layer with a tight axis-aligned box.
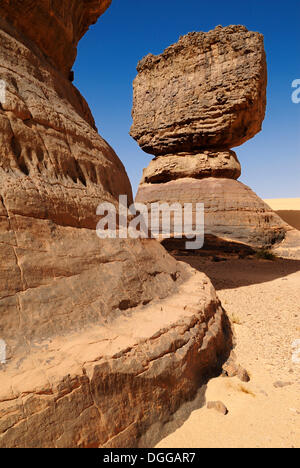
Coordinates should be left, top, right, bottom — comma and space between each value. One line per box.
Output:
136, 178, 288, 249
0, 0, 112, 77
0, 265, 231, 448
141, 150, 241, 184
132, 25, 297, 252
0, 1, 231, 447
131, 25, 267, 156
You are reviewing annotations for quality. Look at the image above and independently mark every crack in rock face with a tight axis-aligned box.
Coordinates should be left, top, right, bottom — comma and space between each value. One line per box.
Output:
0, 1, 232, 448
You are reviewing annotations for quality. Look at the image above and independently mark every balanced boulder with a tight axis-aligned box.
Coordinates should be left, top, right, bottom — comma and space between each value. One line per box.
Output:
132, 26, 295, 251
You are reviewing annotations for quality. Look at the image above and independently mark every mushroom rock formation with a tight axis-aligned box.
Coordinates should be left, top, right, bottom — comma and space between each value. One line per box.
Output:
0, 2, 232, 448
132, 26, 294, 251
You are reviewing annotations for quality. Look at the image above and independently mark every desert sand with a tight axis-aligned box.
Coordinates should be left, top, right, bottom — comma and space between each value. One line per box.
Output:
157, 253, 300, 448
265, 198, 300, 231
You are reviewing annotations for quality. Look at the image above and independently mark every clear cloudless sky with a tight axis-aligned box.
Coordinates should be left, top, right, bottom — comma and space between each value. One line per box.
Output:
74, 0, 300, 198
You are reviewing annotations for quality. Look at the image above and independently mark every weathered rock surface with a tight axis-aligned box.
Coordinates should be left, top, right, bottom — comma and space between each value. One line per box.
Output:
130, 25, 267, 156
273, 229, 300, 260
0, 0, 112, 78
0, 265, 232, 448
136, 178, 288, 249
0, 1, 232, 448
132, 26, 299, 254
141, 150, 241, 184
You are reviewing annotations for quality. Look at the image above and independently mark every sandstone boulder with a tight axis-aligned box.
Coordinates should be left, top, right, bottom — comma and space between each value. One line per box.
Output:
273, 229, 300, 259
130, 25, 267, 156
0, 1, 232, 447
141, 150, 241, 184
0, 0, 112, 79
136, 178, 288, 249
132, 26, 297, 253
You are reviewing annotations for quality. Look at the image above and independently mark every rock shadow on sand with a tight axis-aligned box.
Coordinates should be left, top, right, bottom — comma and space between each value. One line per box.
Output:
162, 236, 300, 291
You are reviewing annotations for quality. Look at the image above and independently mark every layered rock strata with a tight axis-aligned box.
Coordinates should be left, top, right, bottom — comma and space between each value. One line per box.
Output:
0, 1, 232, 447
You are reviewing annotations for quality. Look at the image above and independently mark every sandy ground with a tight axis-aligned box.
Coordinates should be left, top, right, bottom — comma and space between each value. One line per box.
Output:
157, 255, 300, 448
264, 198, 300, 230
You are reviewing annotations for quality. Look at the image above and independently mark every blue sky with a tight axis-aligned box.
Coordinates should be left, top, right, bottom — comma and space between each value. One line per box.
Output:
74, 0, 300, 198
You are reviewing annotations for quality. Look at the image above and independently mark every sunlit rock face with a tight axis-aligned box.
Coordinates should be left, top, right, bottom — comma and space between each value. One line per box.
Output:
0, 1, 232, 448
131, 25, 267, 156
133, 26, 290, 250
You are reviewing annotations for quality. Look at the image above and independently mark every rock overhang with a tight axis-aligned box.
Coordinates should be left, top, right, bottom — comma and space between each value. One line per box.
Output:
0, 0, 112, 77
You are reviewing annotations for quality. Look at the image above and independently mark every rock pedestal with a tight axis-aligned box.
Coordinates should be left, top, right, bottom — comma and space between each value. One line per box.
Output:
0, 2, 232, 447
132, 26, 292, 250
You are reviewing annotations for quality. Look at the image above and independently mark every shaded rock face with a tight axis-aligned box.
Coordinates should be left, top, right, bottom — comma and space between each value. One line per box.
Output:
137, 179, 287, 249
0, 2, 232, 448
133, 26, 290, 250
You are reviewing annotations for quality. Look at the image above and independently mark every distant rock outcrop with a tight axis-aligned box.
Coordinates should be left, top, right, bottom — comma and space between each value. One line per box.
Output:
132, 26, 294, 251
0, 1, 232, 447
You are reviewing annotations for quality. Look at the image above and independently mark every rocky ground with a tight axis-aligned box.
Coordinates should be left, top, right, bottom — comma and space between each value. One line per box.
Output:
157, 253, 300, 448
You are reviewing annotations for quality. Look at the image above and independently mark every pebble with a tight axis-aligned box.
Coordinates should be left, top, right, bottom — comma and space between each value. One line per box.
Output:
273, 381, 293, 388
207, 401, 228, 415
